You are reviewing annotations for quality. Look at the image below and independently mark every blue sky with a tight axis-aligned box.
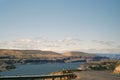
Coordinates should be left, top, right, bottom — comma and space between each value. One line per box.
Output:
0, 0, 120, 53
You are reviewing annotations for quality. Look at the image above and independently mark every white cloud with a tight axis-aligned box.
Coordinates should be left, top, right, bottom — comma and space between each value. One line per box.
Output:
84, 49, 120, 53
92, 40, 115, 46
0, 37, 119, 53
16, 38, 32, 42
117, 45, 120, 48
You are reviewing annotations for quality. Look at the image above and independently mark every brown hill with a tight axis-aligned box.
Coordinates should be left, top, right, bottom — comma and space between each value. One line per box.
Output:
63, 51, 96, 57
0, 49, 64, 59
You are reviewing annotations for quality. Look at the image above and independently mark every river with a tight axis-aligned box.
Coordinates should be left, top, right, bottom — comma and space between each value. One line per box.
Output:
0, 62, 82, 76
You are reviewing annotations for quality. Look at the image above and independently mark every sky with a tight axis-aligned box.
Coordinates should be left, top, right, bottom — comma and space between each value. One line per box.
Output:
0, 0, 120, 53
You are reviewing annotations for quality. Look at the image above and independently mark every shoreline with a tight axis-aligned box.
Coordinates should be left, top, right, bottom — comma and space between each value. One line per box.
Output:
1, 67, 120, 80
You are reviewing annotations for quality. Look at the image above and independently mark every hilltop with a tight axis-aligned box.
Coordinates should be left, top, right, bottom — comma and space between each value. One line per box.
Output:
63, 51, 96, 57
0, 49, 64, 59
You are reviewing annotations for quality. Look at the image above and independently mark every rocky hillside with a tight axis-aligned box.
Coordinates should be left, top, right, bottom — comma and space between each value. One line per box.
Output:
114, 60, 120, 74
63, 51, 96, 57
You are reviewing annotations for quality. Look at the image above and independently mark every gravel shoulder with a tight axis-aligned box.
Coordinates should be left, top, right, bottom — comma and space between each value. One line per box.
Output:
73, 70, 120, 80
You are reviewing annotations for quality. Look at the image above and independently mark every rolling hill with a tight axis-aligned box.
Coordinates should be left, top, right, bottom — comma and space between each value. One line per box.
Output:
0, 49, 64, 59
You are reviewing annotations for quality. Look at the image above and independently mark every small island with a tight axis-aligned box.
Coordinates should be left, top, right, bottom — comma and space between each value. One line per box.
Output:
0, 61, 16, 72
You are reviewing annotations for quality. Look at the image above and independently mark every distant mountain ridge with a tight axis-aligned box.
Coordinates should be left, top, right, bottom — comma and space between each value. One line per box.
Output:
97, 54, 120, 60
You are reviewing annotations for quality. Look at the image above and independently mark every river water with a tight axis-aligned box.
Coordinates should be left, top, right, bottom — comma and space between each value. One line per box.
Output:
0, 62, 82, 76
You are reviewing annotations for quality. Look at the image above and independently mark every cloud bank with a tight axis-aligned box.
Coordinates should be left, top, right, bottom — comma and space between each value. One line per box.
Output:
0, 37, 120, 53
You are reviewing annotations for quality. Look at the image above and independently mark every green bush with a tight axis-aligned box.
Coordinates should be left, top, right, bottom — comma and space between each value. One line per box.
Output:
6, 65, 16, 70
89, 65, 107, 70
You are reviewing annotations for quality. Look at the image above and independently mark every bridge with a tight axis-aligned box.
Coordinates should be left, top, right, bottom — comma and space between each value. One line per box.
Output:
0, 73, 76, 80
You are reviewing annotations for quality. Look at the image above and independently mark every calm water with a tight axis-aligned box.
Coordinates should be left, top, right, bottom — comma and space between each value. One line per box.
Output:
0, 62, 82, 76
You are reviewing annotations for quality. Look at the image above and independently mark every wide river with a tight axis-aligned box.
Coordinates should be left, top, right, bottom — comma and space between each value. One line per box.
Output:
0, 62, 82, 76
